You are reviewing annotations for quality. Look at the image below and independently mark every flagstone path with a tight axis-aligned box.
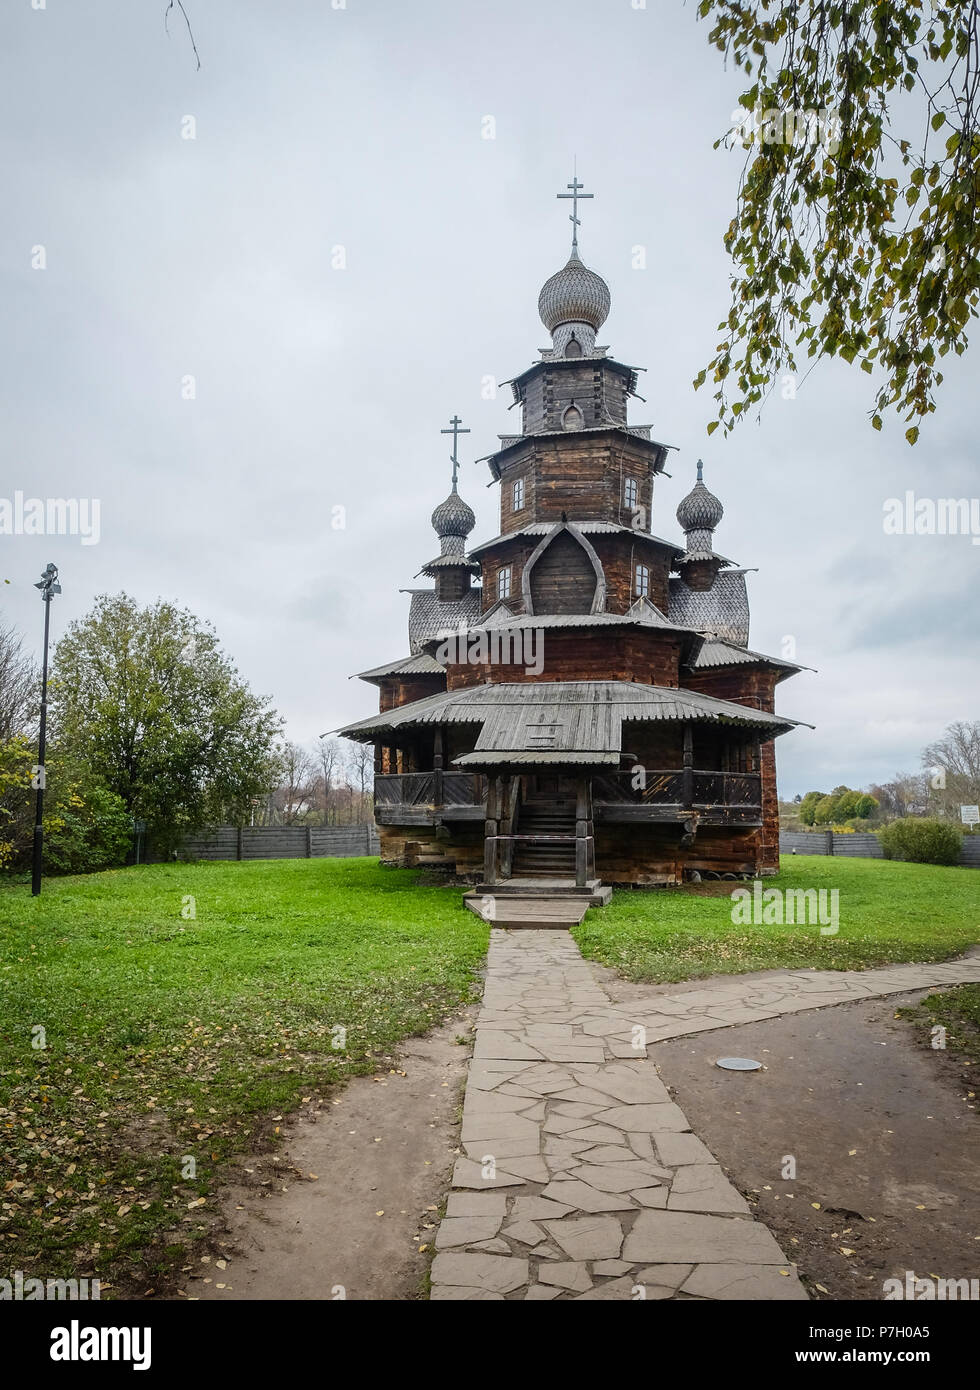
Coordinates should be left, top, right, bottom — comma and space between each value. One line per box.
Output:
429, 932, 980, 1301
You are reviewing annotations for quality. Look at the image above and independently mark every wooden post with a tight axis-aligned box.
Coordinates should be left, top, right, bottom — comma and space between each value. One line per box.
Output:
682, 725, 694, 810
306, 825, 313, 858
575, 777, 588, 889
585, 777, 596, 878
433, 727, 444, 808
236, 827, 243, 861
374, 743, 382, 775
499, 775, 513, 880
484, 775, 499, 885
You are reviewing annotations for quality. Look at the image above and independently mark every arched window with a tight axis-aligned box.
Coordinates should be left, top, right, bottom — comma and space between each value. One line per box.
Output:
634, 563, 650, 598
513, 477, 525, 511
624, 478, 639, 509
497, 566, 512, 601
562, 403, 584, 431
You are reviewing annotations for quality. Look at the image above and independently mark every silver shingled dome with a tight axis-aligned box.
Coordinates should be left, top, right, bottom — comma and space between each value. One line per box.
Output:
431, 485, 476, 539
538, 252, 611, 333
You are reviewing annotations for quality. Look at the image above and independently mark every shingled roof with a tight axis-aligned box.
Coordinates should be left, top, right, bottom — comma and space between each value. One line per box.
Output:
352, 653, 447, 685
335, 680, 809, 754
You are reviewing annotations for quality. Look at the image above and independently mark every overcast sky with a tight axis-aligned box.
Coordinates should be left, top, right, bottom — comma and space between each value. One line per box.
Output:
2, 0, 976, 797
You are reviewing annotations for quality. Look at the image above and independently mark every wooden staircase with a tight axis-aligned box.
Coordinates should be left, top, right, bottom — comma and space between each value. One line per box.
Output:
511, 801, 577, 878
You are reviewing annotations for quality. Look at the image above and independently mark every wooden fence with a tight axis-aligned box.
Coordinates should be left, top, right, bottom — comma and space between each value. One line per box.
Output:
144, 824, 380, 863
780, 830, 980, 867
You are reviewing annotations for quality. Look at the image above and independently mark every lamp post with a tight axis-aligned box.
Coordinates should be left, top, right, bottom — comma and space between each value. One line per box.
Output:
31, 562, 61, 897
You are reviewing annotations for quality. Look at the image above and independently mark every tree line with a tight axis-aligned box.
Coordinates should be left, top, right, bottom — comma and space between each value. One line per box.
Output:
788, 721, 980, 829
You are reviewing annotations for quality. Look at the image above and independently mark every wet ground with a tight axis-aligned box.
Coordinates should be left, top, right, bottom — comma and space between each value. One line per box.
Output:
651, 990, 980, 1298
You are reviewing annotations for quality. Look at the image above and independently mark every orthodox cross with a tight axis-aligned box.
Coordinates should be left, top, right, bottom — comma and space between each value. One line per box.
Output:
557, 173, 593, 255
441, 414, 470, 489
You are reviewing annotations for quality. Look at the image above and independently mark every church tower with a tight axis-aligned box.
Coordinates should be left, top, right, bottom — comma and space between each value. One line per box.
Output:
341, 179, 808, 890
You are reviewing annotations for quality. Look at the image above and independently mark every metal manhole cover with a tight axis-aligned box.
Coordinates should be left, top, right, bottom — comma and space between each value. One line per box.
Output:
715, 1056, 763, 1071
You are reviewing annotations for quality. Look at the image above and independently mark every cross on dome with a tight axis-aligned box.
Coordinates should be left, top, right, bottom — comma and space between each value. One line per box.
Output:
556, 172, 594, 256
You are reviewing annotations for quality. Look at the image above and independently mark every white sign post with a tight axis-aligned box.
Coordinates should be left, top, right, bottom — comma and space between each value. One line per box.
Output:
960, 805, 979, 829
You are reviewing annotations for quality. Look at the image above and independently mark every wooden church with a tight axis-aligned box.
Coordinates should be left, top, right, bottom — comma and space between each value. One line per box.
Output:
339, 181, 807, 896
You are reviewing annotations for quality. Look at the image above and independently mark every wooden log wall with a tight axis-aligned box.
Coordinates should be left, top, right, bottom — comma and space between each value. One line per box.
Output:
446, 629, 684, 689
594, 823, 761, 884
495, 431, 660, 534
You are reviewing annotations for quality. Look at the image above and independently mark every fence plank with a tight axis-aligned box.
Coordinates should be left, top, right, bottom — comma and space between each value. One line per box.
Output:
780, 830, 977, 867
148, 825, 380, 863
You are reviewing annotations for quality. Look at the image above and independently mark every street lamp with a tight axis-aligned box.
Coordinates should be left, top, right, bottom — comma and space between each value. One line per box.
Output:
31, 562, 61, 897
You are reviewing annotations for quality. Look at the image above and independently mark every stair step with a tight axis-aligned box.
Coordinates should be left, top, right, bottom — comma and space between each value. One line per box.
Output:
466, 880, 613, 907
463, 896, 590, 929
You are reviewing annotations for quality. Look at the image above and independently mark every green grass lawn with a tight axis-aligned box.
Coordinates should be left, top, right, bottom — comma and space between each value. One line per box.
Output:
2, 852, 976, 1293
0, 858, 487, 1292
574, 855, 980, 983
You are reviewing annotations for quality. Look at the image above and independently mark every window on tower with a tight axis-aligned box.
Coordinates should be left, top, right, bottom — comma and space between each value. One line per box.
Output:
562, 403, 584, 431
498, 566, 512, 601
513, 477, 525, 512
624, 477, 639, 509
634, 563, 650, 599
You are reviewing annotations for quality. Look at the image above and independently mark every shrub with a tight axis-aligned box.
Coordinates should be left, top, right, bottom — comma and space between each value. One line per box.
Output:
879, 817, 963, 866
0, 737, 131, 875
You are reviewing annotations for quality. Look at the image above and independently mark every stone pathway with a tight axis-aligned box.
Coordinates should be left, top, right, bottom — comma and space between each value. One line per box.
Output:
429, 934, 980, 1301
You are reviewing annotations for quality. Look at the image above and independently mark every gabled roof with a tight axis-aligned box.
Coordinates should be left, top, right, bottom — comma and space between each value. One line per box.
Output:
460, 604, 699, 639
468, 520, 684, 559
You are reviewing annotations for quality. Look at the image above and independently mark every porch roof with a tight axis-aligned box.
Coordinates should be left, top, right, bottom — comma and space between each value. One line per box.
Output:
334, 680, 810, 754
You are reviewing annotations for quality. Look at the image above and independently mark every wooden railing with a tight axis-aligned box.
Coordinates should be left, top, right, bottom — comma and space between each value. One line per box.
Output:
374, 771, 485, 809
374, 769, 760, 820
592, 769, 761, 810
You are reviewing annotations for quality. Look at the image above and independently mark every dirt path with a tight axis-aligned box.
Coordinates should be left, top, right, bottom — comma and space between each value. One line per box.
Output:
184, 1010, 475, 1301
651, 990, 980, 1299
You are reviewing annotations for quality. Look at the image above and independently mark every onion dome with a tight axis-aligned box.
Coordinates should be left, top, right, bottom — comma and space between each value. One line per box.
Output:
538, 251, 611, 335
676, 459, 724, 537
431, 484, 476, 540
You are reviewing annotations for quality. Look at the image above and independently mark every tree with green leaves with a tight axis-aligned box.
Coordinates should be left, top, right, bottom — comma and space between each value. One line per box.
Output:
0, 735, 131, 874
695, 1, 980, 442
49, 594, 282, 847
